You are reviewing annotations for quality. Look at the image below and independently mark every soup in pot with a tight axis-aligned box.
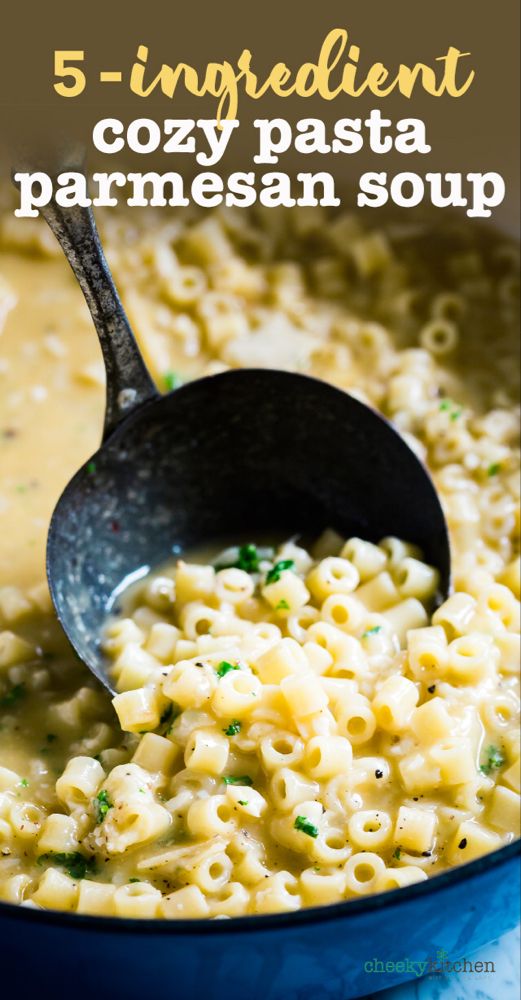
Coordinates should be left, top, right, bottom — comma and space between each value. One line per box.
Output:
0, 205, 519, 917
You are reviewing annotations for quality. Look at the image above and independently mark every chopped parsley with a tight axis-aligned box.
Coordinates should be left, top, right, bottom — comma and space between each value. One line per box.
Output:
94, 789, 113, 823
0, 683, 25, 708
487, 463, 501, 477
238, 800, 249, 806
362, 625, 383, 638
223, 775, 253, 786
160, 705, 174, 726
216, 661, 240, 679
163, 371, 183, 392
86, 461, 97, 475
393, 848, 401, 860
159, 704, 181, 734
480, 745, 505, 775
439, 398, 462, 421
129, 878, 140, 884
223, 720, 241, 736
38, 852, 96, 881
275, 599, 290, 611
215, 543, 276, 573
294, 815, 319, 838
266, 559, 295, 585
234, 544, 261, 573
19, 778, 29, 788
217, 544, 259, 573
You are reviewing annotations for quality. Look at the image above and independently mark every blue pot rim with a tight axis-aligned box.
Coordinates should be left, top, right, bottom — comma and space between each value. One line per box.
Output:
1, 837, 519, 936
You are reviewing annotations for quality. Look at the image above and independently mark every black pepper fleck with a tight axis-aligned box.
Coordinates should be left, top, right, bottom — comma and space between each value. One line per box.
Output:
458, 838, 467, 850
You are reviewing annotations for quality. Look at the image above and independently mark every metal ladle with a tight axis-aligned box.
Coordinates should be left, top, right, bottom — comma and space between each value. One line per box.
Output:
40, 200, 451, 693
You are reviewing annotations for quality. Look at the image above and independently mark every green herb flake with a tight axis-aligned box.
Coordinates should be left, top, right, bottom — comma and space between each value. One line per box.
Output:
129, 878, 140, 884
223, 720, 241, 736
215, 542, 263, 573
0, 683, 26, 708
223, 775, 253, 786
275, 599, 290, 611
86, 461, 97, 475
266, 559, 295, 585
216, 661, 240, 679
479, 745, 505, 776
237, 800, 249, 807
241, 544, 261, 573
38, 852, 96, 881
234, 544, 261, 573
393, 848, 401, 860
215, 543, 275, 573
487, 463, 501, 477
163, 371, 183, 393
94, 789, 113, 823
439, 398, 463, 421
294, 815, 319, 838
46, 733, 57, 744
164, 704, 182, 734
19, 778, 29, 788
362, 625, 383, 638
159, 704, 181, 734
160, 705, 174, 726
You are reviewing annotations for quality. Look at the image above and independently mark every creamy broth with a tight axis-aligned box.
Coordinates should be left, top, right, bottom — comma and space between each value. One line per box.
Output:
0, 206, 519, 917
0, 251, 102, 588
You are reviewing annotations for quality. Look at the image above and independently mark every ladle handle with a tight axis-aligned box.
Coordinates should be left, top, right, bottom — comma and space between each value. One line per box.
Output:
38, 198, 158, 442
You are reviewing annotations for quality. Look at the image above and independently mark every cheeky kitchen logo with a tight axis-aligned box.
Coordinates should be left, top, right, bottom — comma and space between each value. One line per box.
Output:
364, 948, 496, 978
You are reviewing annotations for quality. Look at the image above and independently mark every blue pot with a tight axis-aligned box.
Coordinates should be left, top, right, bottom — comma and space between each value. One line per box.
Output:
1, 841, 518, 999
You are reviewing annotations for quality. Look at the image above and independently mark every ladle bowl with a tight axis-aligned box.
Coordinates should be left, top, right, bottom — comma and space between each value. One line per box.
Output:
40, 200, 451, 693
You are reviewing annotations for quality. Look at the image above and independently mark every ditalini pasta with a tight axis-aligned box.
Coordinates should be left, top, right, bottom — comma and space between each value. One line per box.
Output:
0, 204, 519, 918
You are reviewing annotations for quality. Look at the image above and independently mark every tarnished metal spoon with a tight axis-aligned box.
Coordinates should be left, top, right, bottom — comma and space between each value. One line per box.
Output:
39, 199, 451, 693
